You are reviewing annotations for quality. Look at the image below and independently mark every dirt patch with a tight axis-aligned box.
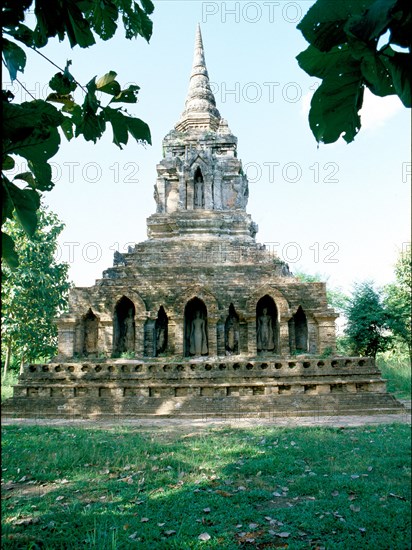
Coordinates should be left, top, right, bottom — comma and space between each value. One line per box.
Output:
2, 481, 58, 499
1, 412, 410, 432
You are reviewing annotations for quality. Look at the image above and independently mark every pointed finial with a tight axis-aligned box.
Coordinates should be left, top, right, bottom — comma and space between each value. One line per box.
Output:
175, 25, 221, 132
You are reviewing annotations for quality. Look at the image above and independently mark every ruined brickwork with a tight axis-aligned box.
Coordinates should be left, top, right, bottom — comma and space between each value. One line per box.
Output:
3, 26, 404, 418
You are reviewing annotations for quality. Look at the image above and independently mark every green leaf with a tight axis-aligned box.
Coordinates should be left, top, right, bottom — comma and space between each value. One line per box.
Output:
60, 117, 74, 141
3, 23, 34, 47
33, 0, 96, 48
14, 172, 36, 188
2, 38, 27, 81
296, 44, 349, 79
27, 160, 54, 191
103, 107, 151, 147
135, 4, 153, 42
84, 77, 100, 112
1, 181, 14, 224
96, 71, 121, 95
49, 71, 76, 94
61, 102, 82, 116
47, 92, 76, 107
3, 155, 15, 170
110, 84, 140, 103
5, 179, 40, 237
66, 2, 96, 47
103, 107, 129, 147
122, 3, 153, 42
89, 0, 118, 40
3, 100, 64, 140
297, 0, 375, 52
389, 3, 412, 48
361, 52, 394, 96
127, 116, 151, 145
382, 50, 412, 107
1, 0, 32, 29
2, 232, 19, 269
6, 125, 61, 164
140, 0, 155, 15
96, 71, 117, 87
75, 111, 106, 143
345, 0, 399, 43
307, 52, 364, 144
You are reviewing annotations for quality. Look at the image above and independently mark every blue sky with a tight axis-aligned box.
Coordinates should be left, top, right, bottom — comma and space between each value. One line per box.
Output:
4, 1, 411, 293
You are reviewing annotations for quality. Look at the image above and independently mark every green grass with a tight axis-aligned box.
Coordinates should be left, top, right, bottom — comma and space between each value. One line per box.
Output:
2, 424, 411, 549
377, 351, 411, 400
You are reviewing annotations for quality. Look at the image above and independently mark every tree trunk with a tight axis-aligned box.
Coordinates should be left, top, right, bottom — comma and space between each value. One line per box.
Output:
19, 356, 25, 375
3, 341, 12, 380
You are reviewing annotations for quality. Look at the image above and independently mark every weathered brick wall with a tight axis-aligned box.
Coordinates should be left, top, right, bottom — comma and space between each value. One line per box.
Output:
57, 238, 337, 359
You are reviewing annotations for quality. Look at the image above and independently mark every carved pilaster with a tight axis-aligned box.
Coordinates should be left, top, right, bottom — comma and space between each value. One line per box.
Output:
279, 321, 289, 355
247, 319, 257, 355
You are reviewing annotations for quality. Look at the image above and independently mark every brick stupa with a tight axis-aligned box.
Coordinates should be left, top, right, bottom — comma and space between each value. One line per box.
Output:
3, 26, 404, 419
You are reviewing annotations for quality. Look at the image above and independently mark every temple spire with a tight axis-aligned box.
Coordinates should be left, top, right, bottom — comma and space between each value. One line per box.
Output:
175, 24, 221, 132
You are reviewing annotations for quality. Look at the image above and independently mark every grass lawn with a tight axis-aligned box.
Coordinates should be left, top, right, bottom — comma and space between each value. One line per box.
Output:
1, 423, 410, 549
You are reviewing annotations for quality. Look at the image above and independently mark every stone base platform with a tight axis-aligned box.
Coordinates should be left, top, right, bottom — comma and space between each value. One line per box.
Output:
2, 356, 406, 418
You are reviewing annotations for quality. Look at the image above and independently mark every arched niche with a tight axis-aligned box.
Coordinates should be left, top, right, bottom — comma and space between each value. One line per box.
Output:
155, 306, 168, 356
184, 297, 208, 357
256, 295, 279, 354
193, 166, 205, 209
225, 303, 239, 354
246, 286, 290, 320
82, 308, 98, 356
293, 306, 308, 353
113, 296, 135, 355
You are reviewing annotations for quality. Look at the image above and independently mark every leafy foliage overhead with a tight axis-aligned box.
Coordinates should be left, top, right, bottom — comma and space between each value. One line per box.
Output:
1, 0, 154, 268
296, 0, 411, 144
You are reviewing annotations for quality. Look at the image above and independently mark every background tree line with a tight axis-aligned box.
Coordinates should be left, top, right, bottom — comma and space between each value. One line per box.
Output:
296, 247, 411, 362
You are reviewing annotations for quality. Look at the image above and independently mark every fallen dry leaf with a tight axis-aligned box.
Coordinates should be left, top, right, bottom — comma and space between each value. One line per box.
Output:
164, 530, 176, 536
119, 476, 133, 484
13, 517, 39, 526
198, 532, 211, 541
141, 517, 149, 523
214, 490, 232, 497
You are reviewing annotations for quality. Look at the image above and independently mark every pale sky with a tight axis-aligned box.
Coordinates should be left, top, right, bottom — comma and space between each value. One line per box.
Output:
4, 1, 411, 294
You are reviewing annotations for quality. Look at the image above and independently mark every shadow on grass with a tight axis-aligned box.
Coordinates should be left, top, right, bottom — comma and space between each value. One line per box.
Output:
1, 424, 411, 549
